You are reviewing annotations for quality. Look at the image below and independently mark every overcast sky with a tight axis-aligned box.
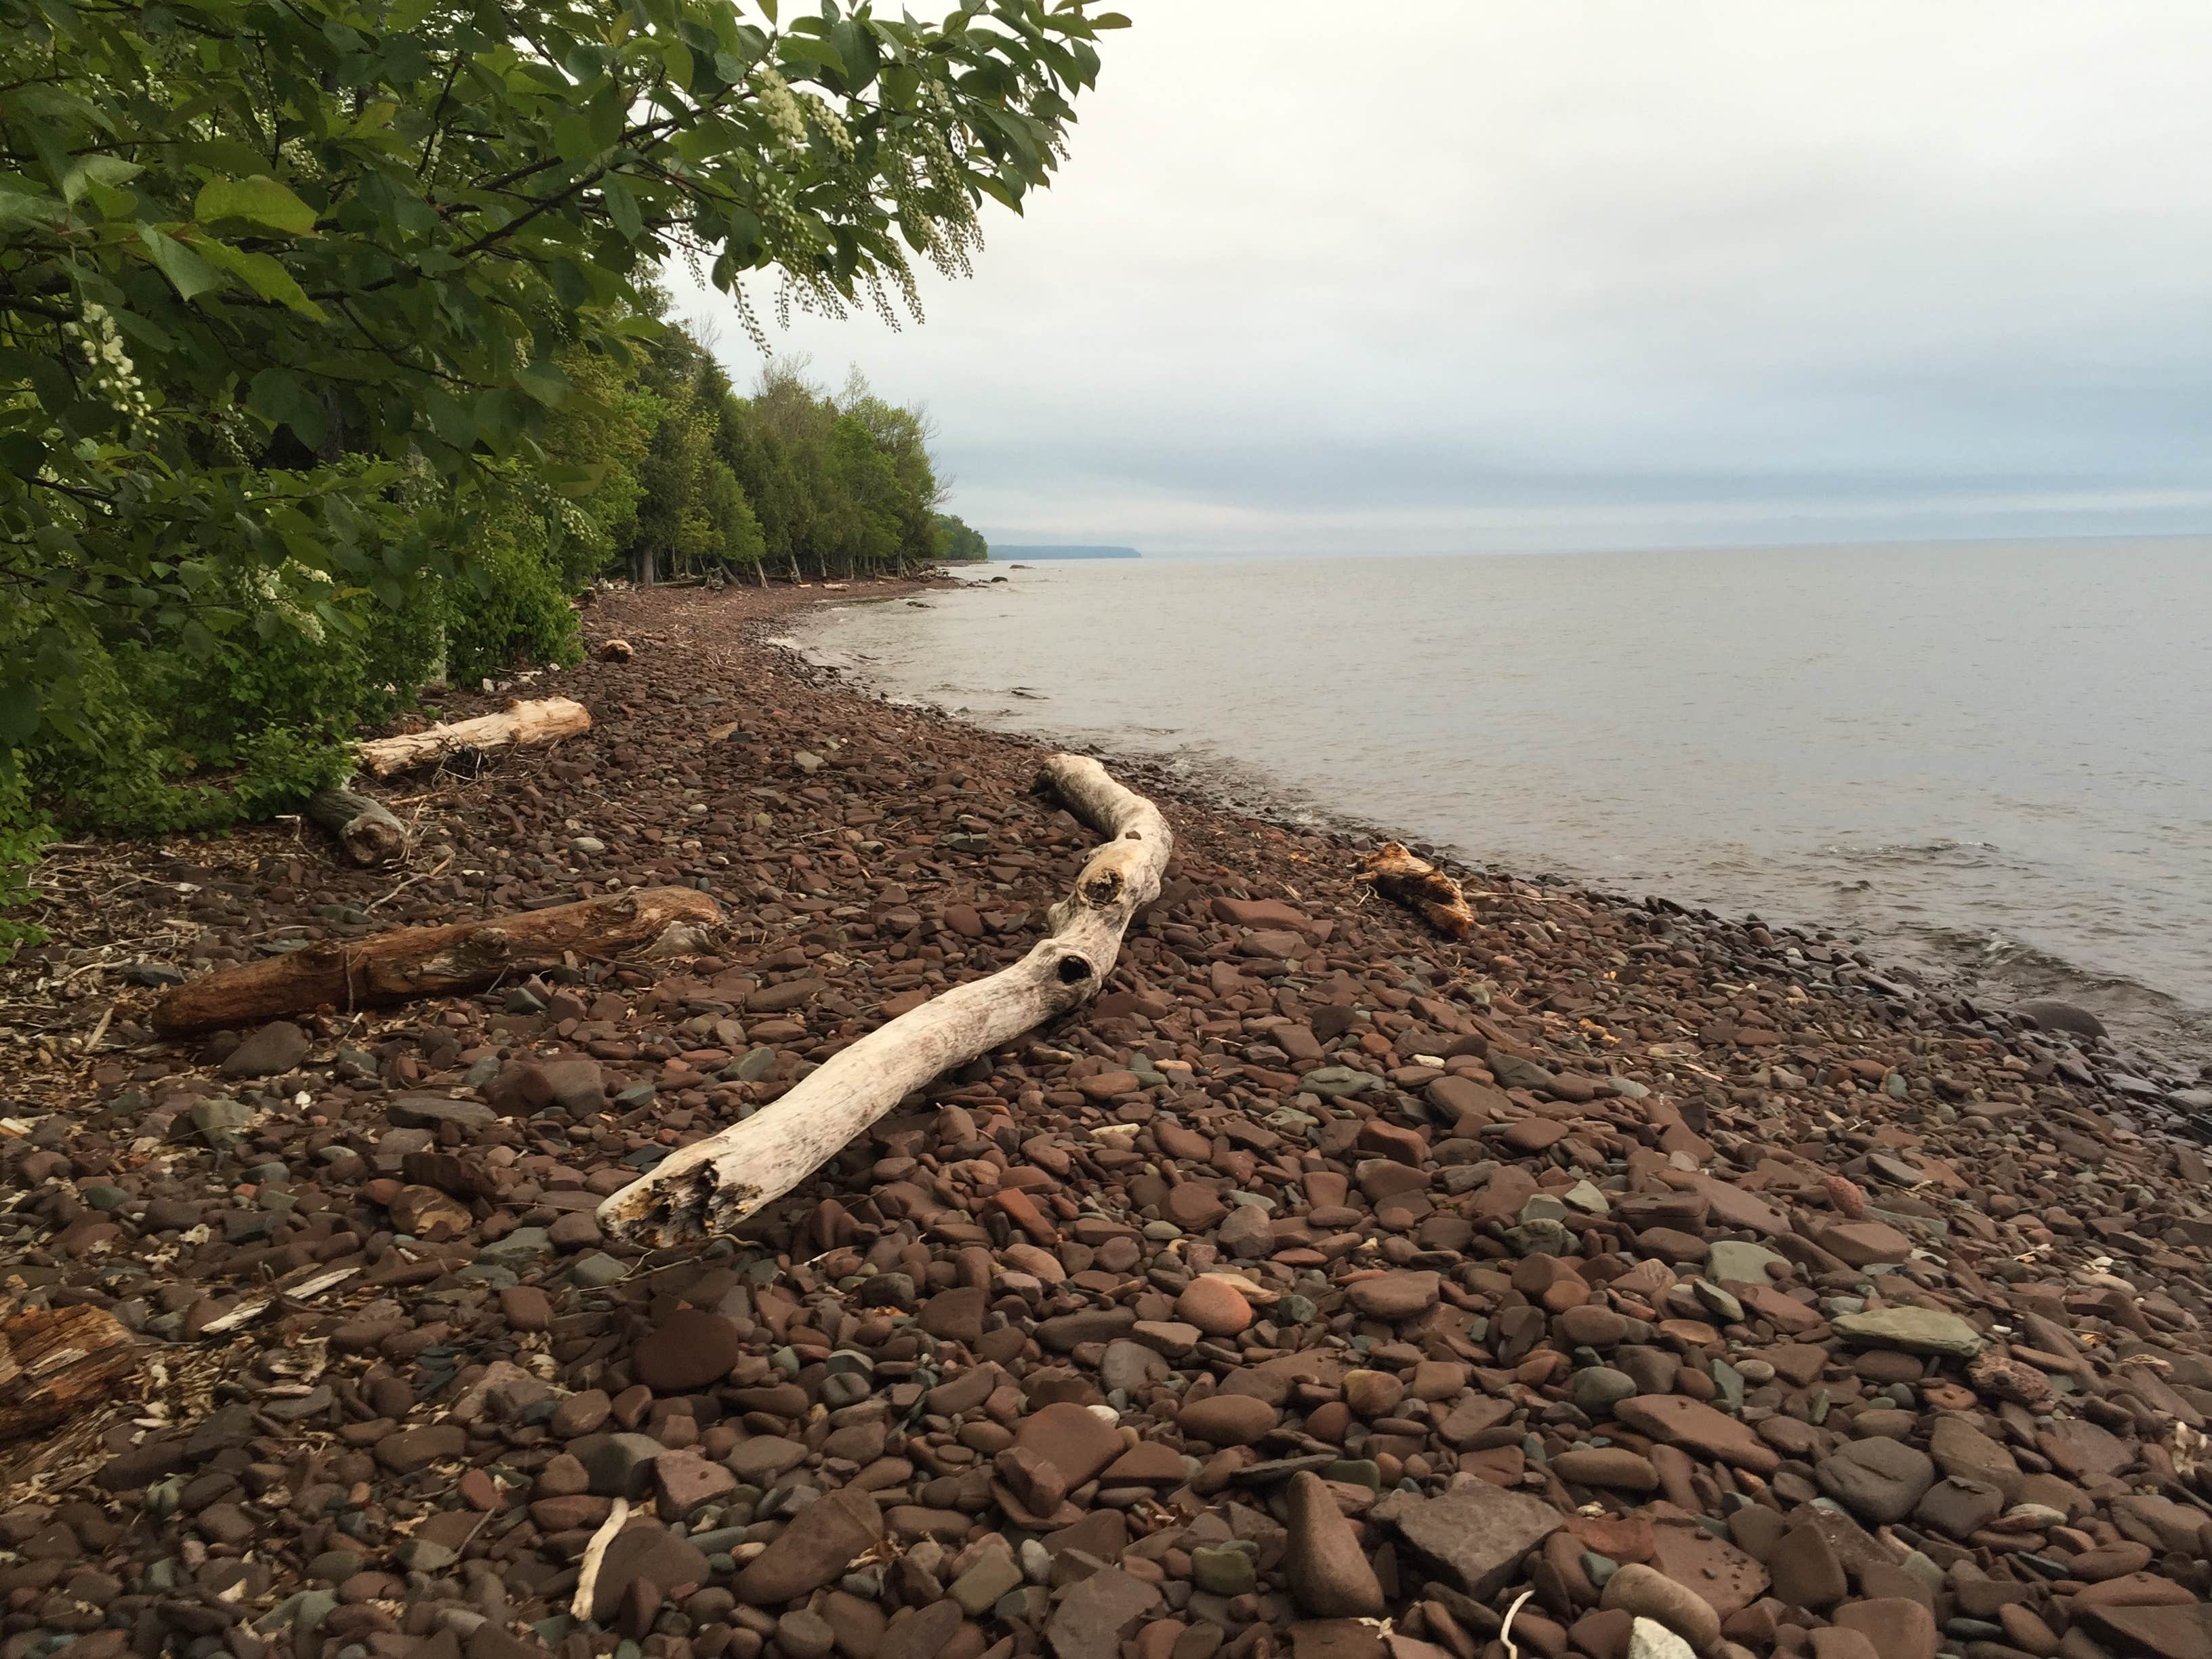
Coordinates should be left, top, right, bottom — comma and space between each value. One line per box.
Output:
691, 2, 2212, 556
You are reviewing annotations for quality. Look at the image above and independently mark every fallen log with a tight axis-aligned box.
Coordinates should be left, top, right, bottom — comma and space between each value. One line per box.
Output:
305, 783, 409, 866
1359, 841, 1474, 939
358, 696, 590, 778
152, 886, 721, 1034
598, 754, 1171, 1248
0, 1305, 140, 1444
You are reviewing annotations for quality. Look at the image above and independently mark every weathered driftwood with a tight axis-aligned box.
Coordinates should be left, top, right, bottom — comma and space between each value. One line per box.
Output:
1359, 841, 1474, 939
0, 1305, 140, 1444
598, 754, 1171, 1248
306, 783, 409, 866
357, 696, 590, 778
151, 887, 721, 1034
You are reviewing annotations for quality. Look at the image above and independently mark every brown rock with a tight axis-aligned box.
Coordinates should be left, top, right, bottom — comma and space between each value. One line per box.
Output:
1375, 1481, 1563, 1599
1610, 1395, 1780, 1476
1178, 1393, 1277, 1446
1015, 1401, 1124, 1487
1347, 1271, 1439, 1320
1284, 1471, 1385, 1617
735, 1487, 884, 1605
1177, 1277, 1254, 1337
632, 1307, 743, 1393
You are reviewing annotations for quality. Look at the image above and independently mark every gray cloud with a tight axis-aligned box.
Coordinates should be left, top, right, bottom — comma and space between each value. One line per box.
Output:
687, 1, 2212, 554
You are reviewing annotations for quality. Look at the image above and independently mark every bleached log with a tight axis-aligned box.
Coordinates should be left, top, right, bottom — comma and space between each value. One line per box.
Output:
151, 886, 721, 1034
598, 754, 1172, 1248
357, 696, 590, 778
306, 783, 409, 866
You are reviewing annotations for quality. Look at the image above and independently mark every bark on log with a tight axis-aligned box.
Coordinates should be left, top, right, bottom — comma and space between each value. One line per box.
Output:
306, 783, 409, 866
1358, 841, 1475, 939
357, 696, 591, 778
151, 886, 721, 1034
598, 754, 1172, 1248
0, 1305, 140, 1444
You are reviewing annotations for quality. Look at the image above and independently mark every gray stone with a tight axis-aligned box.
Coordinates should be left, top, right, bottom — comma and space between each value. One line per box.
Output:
388, 1094, 497, 1132
1831, 1307, 1984, 1358
1706, 1242, 1786, 1286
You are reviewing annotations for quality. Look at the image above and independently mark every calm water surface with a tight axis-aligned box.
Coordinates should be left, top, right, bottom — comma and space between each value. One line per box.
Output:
795, 540, 2212, 1064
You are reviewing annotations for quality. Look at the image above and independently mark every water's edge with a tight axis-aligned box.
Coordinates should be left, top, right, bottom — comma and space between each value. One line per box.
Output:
775, 597, 2211, 1083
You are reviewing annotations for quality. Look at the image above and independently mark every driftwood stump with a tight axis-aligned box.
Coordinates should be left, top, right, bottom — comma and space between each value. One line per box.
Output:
358, 696, 590, 778
597, 754, 1172, 1248
306, 784, 409, 866
1358, 842, 1474, 939
0, 1305, 140, 1444
152, 887, 721, 1033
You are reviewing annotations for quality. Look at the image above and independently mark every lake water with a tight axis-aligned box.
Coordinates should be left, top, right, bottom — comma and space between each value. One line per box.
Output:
793, 539, 2212, 1066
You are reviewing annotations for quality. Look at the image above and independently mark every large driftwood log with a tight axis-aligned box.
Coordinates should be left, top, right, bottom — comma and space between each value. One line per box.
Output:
357, 696, 590, 778
598, 754, 1171, 1248
306, 783, 409, 866
0, 1305, 140, 1444
152, 887, 721, 1033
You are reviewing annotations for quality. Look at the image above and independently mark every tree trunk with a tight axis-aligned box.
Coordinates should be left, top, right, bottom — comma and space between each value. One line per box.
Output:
596, 754, 1170, 1248
151, 886, 722, 1034
357, 696, 591, 779
306, 783, 409, 866
0, 1305, 140, 1445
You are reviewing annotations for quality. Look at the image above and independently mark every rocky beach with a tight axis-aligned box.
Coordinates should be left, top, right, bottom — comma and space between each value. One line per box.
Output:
5, 579, 2212, 1659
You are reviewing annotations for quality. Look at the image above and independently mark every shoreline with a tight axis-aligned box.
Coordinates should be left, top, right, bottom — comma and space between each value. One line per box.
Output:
5, 578, 2212, 1659
783, 583, 2212, 1110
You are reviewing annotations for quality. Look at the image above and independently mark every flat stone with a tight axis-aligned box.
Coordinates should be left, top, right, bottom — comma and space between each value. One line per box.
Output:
1347, 1271, 1439, 1320
1047, 1568, 1164, 1659
222, 1021, 311, 1078
1611, 1394, 1780, 1476
1375, 1482, 1564, 1599
1831, 1307, 1984, 1358
735, 1486, 883, 1605
1015, 1401, 1124, 1487
1817, 1438, 1938, 1525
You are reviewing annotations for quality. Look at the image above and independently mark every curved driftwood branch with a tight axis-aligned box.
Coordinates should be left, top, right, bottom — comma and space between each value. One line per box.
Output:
306, 783, 409, 866
598, 754, 1172, 1248
358, 696, 591, 778
152, 887, 722, 1034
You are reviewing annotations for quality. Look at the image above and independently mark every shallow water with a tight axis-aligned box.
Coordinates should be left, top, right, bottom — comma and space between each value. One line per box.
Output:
795, 539, 2212, 1065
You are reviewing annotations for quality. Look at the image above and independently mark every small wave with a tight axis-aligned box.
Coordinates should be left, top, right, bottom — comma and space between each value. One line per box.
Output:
1825, 838, 2001, 861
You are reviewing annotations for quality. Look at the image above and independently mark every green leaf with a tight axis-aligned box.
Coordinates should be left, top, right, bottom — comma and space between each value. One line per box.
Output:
515, 359, 571, 407
0, 682, 40, 745
0, 184, 61, 232
194, 175, 319, 236
247, 369, 327, 449
139, 224, 222, 300
601, 175, 642, 241
554, 115, 599, 164
777, 35, 845, 77
194, 238, 330, 320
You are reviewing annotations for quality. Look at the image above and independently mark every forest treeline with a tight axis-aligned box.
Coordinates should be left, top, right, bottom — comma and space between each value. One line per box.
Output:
0, 0, 1112, 947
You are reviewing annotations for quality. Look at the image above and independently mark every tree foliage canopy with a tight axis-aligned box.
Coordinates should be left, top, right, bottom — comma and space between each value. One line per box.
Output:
0, 0, 1120, 948
0, 0, 1122, 747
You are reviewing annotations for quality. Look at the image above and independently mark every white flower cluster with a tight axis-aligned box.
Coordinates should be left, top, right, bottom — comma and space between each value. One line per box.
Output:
792, 89, 855, 159
752, 66, 808, 150
62, 301, 154, 426
248, 562, 333, 644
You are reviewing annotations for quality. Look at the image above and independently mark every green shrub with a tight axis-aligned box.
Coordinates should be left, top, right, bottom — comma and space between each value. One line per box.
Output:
443, 513, 585, 686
